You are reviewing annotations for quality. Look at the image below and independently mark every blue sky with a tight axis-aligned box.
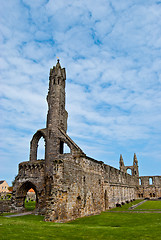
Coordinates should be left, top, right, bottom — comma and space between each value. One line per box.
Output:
1, 0, 161, 185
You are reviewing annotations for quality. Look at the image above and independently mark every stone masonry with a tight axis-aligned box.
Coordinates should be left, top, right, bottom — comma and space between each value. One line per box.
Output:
11, 60, 161, 222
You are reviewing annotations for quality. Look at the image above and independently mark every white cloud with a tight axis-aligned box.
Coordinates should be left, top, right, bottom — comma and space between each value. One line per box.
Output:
0, 0, 161, 184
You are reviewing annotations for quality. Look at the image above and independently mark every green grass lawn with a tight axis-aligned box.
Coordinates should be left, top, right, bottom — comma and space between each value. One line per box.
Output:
135, 200, 161, 210
24, 200, 36, 211
1, 200, 161, 240
109, 199, 143, 211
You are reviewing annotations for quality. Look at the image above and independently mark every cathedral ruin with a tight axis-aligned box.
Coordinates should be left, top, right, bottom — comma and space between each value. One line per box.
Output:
11, 60, 161, 222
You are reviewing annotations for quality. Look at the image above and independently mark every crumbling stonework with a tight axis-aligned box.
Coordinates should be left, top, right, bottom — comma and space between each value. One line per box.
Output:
137, 176, 161, 199
0, 200, 11, 213
11, 60, 161, 222
119, 155, 161, 200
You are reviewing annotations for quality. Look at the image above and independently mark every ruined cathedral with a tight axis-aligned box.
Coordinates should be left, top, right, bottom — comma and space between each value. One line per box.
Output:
12, 60, 161, 222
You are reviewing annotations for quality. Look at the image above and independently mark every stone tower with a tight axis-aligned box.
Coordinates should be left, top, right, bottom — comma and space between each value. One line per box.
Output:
46, 59, 68, 158
12, 60, 85, 217
47, 59, 67, 132
30, 60, 84, 168
133, 153, 139, 177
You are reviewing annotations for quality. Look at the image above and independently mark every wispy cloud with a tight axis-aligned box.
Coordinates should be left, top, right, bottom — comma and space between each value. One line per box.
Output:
0, 0, 161, 184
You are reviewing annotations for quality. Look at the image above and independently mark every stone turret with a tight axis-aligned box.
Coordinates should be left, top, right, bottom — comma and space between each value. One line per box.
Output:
119, 154, 125, 172
119, 153, 139, 177
133, 153, 138, 164
133, 153, 139, 177
46, 59, 68, 132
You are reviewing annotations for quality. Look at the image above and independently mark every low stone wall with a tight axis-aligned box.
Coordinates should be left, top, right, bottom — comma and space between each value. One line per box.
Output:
0, 200, 11, 212
0, 192, 12, 200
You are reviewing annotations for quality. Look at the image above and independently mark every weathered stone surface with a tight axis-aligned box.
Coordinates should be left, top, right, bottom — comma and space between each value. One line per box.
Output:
0, 200, 11, 212
137, 176, 161, 199
11, 60, 161, 222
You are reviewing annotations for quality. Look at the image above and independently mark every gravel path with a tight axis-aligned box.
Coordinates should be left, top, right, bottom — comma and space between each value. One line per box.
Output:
4, 212, 33, 218
128, 200, 147, 210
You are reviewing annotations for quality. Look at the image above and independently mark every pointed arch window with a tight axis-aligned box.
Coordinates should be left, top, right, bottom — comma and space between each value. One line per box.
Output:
127, 168, 132, 175
60, 141, 71, 154
149, 177, 153, 185
37, 137, 45, 160
30, 130, 47, 162
139, 178, 142, 185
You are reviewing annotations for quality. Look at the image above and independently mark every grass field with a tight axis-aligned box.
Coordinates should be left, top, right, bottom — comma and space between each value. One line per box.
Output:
25, 200, 36, 211
110, 199, 143, 211
135, 200, 161, 210
0, 200, 161, 240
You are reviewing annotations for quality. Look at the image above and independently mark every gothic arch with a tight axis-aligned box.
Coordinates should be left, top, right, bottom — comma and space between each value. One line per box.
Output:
126, 168, 132, 175
149, 177, 153, 185
17, 181, 38, 197
59, 138, 72, 154
16, 181, 38, 209
30, 129, 47, 162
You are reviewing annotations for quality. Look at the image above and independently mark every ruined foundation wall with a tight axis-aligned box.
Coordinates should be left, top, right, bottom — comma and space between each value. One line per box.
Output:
0, 200, 11, 212
12, 160, 46, 213
103, 165, 136, 208
45, 155, 104, 222
45, 154, 137, 222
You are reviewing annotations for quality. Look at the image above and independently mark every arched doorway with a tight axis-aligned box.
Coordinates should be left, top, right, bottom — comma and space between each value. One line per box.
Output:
16, 181, 38, 211
25, 188, 36, 211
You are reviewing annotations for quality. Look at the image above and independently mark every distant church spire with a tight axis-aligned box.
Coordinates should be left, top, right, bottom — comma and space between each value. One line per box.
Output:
119, 154, 124, 165
119, 154, 125, 172
133, 153, 138, 164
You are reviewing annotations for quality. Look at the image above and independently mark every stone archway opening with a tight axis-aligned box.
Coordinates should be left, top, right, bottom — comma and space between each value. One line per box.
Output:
16, 181, 38, 212
30, 130, 47, 162
37, 136, 45, 160
139, 178, 142, 185
60, 140, 71, 154
25, 188, 36, 211
149, 177, 153, 185
127, 168, 132, 175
